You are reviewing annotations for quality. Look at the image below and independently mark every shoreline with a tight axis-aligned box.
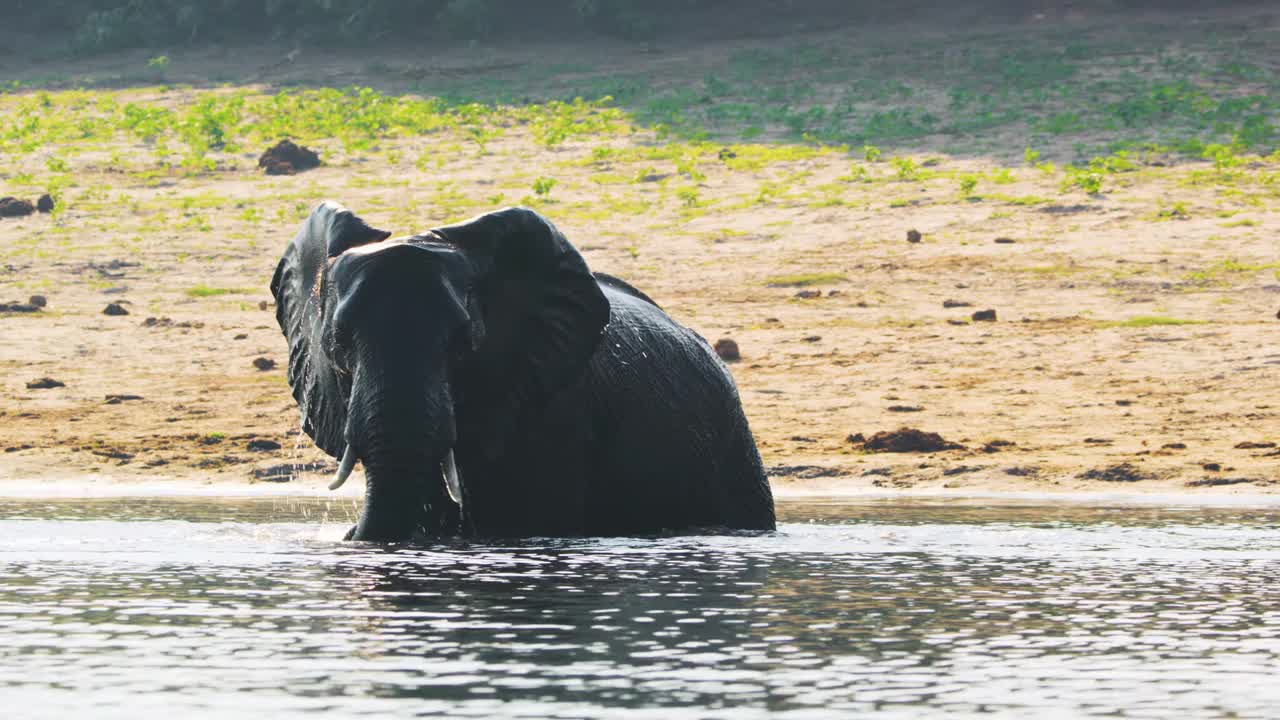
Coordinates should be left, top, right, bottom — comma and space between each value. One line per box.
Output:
3, 477, 1280, 507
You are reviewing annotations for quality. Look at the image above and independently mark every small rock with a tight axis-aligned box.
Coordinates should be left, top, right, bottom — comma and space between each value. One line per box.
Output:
36, 194, 54, 213
259, 301, 271, 311
104, 394, 143, 404
994, 237, 1016, 244
846, 433, 866, 444
971, 309, 997, 322
0, 197, 35, 217
1083, 437, 1112, 444
252, 357, 277, 371
1115, 399, 1134, 406
103, 302, 129, 316
28, 295, 46, 307
981, 439, 1016, 453
802, 335, 821, 343
1161, 442, 1187, 449
0, 301, 41, 312
233, 333, 248, 340
1203, 462, 1222, 472
718, 148, 737, 160
887, 405, 923, 412
714, 339, 740, 362
26, 377, 65, 389
794, 290, 822, 299
1234, 441, 1277, 449
247, 439, 282, 452
942, 299, 972, 308
906, 229, 922, 243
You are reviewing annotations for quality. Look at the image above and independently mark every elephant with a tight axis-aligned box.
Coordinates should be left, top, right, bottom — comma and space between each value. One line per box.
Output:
270, 201, 775, 541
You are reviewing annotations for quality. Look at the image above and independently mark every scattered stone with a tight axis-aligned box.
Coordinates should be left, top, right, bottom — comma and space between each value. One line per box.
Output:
0, 197, 35, 217
946, 319, 968, 326
254, 462, 331, 481
36, 194, 54, 213
1077, 463, 1149, 482
714, 338, 740, 362
28, 295, 46, 308
233, 333, 248, 340
994, 237, 1017, 244
26, 377, 65, 389
802, 335, 821, 343
789, 435, 816, 443
104, 394, 143, 404
942, 299, 972, 308
846, 432, 866, 444
1161, 442, 1187, 449
91, 449, 134, 462
201, 435, 225, 445
141, 316, 204, 329
717, 147, 737, 160
906, 229, 922, 243
1083, 437, 1112, 444
252, 357, 277, 371
1004, 466, 1037, 476
827, 290, 842, 297
1115, 399, 1134, 406
763, 464, 848, 479
888, 405, 924, 413
1187, 477, 1260, 488
982, 439, 1016, 453
862, 467, 891, 476
971, 309, 997, 322
103, 302, 130, 316
794, 290, 822, 299
258, 139, 321, 175
858, 427, 963, 453
1038, 204, 1100, 215
247, 438, 283, 452
1202, 462, 1222, 472
259, 301, 271, 311
1234, 441, 1277, 449
942, 465, 982, 476
0, 300, 41, 312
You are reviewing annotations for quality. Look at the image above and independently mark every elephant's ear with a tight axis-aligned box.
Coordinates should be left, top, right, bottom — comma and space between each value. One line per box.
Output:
270, 201, 391, 457
434, 207, 609, 408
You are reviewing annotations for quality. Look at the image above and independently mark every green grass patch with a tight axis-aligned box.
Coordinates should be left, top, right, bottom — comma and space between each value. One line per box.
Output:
1102, 316, 1206, 328
764, 272, 847, 288
186, 285, 249, 298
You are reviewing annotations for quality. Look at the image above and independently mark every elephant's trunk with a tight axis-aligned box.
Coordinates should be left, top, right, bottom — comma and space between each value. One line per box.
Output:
343, 374, 461, 542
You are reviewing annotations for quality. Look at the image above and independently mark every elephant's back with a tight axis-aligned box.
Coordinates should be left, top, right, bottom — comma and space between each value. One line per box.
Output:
577, 282, 773, 531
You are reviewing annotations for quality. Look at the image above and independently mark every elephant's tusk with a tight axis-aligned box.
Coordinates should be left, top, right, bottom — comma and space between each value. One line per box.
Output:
442, 450, 462, 506
330, 445, 357, 490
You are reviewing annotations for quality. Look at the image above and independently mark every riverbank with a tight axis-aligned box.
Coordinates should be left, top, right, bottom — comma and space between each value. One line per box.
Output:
1, 5, 1277, 496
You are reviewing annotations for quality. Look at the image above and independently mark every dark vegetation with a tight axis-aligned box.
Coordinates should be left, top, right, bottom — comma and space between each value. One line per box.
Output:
9, 1, 1273, 49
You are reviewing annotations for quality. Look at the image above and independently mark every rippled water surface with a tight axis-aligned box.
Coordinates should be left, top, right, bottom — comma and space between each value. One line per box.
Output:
3, 496, 1280, 718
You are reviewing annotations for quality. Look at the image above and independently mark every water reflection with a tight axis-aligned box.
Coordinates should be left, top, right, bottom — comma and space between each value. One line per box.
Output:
1, 497, 1279, 717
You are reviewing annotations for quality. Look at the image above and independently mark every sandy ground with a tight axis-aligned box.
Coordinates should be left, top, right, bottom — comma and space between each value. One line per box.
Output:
0, 17, 1277, 499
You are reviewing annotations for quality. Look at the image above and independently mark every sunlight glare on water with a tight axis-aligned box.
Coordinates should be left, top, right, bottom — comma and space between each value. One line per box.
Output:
2, 497, 1280, 718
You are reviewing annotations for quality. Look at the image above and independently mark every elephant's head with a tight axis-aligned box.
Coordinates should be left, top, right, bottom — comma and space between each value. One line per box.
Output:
271, 202, 608, 541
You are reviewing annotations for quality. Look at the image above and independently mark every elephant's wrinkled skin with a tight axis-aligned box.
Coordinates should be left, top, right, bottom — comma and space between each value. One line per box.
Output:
271, 202, 775, 541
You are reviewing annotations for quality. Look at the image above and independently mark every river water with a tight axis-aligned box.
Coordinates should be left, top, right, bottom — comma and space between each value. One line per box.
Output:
1, 496, 1278, 718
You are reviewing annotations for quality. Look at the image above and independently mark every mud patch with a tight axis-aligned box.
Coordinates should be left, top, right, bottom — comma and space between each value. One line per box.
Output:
1077, 463, 1150, 482
258, 139, 321, 175
857, 427, 964, 453
0, 197, 35, 218
764, 464, 848, 479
